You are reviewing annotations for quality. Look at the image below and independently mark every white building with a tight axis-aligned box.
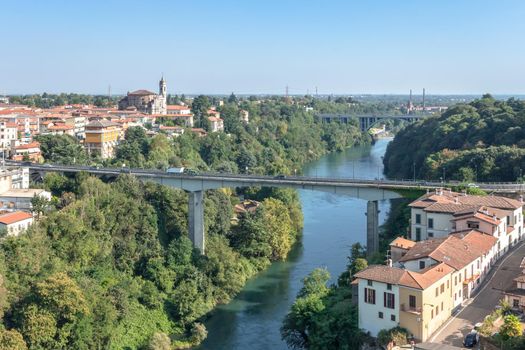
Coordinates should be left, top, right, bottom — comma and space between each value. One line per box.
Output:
0, 121, 18, 149
0, 211, 33, 237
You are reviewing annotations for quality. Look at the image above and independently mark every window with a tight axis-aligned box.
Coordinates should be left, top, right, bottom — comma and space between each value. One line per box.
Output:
378, 311, 384, 319
416, 228, 421, 241
367, 280, 373, 286
416, 214, 421, 224
454, 293, 457, 301
409, 295, 416, 309
467, 221, 480, 229
387, 283, 392, 291
514, 299, 520, 308
507, 216, 510, 225
459, 273, 462, 281
419, 261, 426, 269
364, 288, 376, 304
447, 280, 449, 289
431, 309, 434, 318
428, 231, 434, 238
435, 287, 438, 297
428, 218, 434, 229
440, 283, 445, 293
384, 292, 395, 309
435, 306, 439, 315
459, 289, 462, 298
441, 302, 444, 311
454, 276, 457, 286
391, 314, 396, 322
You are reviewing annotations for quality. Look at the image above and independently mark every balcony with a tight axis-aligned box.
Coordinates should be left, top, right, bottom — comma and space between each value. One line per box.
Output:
401, 303, 422, 314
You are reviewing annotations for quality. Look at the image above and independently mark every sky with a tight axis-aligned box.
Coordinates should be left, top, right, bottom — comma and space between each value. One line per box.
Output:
1, 0, 525, 95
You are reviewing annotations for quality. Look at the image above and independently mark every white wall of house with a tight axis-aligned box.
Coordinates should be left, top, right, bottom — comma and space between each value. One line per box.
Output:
358, 279, 400, 336
0, 217, 33, 237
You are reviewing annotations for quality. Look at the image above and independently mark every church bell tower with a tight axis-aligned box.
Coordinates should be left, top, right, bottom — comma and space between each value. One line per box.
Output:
159, 76, 167, 97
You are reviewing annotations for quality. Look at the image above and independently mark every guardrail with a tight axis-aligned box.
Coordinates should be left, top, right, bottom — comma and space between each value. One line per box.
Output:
8, 161, 525, 191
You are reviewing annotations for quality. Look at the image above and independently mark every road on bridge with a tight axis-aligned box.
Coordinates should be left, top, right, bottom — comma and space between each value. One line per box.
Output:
430, 241, 525, 348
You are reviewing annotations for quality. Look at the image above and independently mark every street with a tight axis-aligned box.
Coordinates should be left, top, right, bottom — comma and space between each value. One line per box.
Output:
430, 242, 525, 348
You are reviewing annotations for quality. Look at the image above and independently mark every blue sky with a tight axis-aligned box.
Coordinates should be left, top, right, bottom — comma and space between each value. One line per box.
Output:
1, 0, 524, 95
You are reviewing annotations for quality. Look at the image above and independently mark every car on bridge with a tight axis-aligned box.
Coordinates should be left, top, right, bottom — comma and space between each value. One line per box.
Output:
274, 174, 286, 179
184, 168, 198, 176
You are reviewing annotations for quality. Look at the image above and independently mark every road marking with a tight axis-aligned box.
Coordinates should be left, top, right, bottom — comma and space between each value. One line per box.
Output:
430, 241, 525, 342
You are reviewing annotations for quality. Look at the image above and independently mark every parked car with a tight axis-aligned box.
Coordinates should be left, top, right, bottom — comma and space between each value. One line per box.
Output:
463, 331, 479, 348
275, 174, 286, 179
467, 183, 479, 188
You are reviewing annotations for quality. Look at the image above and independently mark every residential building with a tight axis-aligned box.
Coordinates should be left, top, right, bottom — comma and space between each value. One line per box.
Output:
240, 109, 249, 123
167, 105, 192, 115
0, 120, 18, 149
0, 188, 51, 212
410, 190, 523, 241
9, 141, 42, 162
0, 211, 33, 237
84, 119, 121, 159
503, 257, 525, 312
159, 125, 184, 138
208, 116, 224, 132
357, 230, 502, 342
0, 167, 29, 192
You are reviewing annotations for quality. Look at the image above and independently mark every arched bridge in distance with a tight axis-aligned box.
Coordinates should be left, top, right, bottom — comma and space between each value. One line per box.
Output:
317, 113, 431, 131
17, 162, 525, 255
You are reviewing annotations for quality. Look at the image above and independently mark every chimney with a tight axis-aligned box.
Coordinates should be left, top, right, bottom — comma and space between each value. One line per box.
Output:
454, 197, 459, 204
387, 258, 393, 267
493, 214, 497, 220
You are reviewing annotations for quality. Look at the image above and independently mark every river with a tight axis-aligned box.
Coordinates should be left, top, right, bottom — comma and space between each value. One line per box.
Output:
197, 138, 392, 350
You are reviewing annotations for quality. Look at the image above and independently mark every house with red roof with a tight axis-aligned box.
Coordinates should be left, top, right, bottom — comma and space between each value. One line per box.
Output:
0, 211, 33, 237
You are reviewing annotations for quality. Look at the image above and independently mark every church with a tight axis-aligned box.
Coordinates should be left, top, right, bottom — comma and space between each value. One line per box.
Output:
118, 77, 167, 114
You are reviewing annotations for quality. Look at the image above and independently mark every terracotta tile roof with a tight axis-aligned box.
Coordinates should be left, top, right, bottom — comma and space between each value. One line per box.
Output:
390, 237, 416, 250
14, 142, 40, 150
410, 191, 523, 211
86, 120, 120, 128
353, 263, 454, 290
48, 124, 74, 130
354, 265, 414, 286
167, 105, 190, 110
0, 211, 33, 225
128, 89, 156, 96
451, 230, 497, 254
399, 236, 484, 270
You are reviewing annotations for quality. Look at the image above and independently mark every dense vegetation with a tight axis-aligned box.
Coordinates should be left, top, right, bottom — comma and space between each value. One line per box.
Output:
384, 94, 525, 182
1, 97, 372, 349
0, 174, 302, 349
281, 245, 370, 350
8, 93, 115, 108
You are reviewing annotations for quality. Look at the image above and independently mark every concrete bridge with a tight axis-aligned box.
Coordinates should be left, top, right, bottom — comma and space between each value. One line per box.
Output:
18, 162, 525, 256
317, 113, 429, 131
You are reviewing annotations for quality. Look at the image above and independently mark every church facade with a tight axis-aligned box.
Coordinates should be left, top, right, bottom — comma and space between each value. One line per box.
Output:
118, 77, 167, 114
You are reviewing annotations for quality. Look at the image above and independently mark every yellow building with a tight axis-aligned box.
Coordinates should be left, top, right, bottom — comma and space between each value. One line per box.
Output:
84, 120, 121, 159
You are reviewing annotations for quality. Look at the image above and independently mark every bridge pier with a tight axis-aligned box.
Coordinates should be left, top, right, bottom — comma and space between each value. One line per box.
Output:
188, 190, 205, 253
366, 200, 379, 257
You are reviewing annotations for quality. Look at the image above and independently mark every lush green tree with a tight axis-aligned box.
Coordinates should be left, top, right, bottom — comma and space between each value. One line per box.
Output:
146, 332, 171, 350
500, 314, 522, 340
281, 268, 330, 349
36, 134, 88, 165
0, 329, 27, 350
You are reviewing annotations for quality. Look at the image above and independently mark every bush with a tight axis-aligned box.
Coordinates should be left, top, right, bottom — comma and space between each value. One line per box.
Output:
377, 327, 410, 349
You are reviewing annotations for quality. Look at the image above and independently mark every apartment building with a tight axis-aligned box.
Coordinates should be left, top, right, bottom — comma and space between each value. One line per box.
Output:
0, 211, 33, 237
410, 190, 523, 242
356, 231, 499, 342
0, 121, 18, 149
84, 119, 121, 159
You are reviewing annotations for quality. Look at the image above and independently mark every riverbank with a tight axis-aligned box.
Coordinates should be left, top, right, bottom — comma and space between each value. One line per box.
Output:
196, 138, 394, 350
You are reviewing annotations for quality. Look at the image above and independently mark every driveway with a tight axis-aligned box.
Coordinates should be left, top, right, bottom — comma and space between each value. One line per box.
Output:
429, 242, 525, 348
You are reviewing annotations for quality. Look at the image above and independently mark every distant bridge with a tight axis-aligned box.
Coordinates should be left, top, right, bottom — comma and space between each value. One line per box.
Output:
317, 114, 431, 131
17, 162, 525, 255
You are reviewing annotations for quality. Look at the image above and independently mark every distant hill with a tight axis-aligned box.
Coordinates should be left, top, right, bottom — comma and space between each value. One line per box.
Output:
383, 94, 525, 182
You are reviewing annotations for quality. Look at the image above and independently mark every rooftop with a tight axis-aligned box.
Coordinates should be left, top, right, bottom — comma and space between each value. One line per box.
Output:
0, 211, 33, 225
